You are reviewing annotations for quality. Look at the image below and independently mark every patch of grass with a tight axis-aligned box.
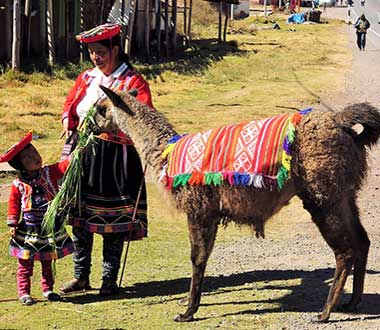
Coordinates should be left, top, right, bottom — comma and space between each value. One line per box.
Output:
0, 172, 16, 185
26, 72, 52, 86
26, 95, 51, 108
53, 62, 93, 80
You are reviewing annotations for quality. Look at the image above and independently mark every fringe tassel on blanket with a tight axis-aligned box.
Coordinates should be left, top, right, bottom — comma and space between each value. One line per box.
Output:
169, 172, 274, 189
277, 108, 312, 189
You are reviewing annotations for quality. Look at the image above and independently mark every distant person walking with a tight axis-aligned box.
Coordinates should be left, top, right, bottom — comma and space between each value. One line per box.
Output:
354, 14, 370, 50
360, 0, 365, 6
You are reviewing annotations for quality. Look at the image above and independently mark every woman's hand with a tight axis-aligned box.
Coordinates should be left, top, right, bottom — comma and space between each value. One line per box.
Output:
9, 227, 16, 237
61, 118, 71, 138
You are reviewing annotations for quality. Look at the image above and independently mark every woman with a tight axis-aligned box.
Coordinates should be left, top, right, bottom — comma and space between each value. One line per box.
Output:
59, 23, 153, 296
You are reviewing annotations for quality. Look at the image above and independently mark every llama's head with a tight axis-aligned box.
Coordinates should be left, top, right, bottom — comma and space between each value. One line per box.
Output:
91, 86, 139, 135
99, 85, 137, 117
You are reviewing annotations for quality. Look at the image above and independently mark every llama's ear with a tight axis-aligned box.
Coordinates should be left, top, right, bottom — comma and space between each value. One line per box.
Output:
352, 123, 364, 135
99, 85, 135, 116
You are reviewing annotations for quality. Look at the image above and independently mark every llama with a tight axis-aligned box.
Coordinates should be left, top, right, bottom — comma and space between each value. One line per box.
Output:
97, 85, 380, 322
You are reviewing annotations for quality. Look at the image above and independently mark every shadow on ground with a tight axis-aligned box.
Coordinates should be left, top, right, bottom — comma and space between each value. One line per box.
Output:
138, 39, 249, 80
63, 267, 380, 321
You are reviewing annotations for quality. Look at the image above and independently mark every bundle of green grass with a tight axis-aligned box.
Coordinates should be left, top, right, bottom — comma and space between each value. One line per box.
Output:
42, 106, 97, 236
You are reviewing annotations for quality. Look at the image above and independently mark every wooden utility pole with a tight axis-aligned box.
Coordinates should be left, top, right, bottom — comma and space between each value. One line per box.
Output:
47, 0, 55, 66
12, 0, 21, 70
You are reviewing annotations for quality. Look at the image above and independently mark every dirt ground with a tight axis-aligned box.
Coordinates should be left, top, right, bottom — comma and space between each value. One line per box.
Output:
207, 8, 380, 330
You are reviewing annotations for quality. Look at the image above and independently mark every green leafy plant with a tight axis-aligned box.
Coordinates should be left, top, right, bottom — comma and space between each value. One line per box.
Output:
42, 106, 97, 236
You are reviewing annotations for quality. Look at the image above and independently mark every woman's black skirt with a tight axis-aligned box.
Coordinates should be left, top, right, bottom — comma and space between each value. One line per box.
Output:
66, 136, 148, 241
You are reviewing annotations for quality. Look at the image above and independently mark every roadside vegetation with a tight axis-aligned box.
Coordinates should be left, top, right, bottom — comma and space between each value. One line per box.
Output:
0, 7, 349, 329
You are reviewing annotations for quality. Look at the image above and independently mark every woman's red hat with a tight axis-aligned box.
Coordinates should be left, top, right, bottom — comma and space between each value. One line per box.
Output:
0, 131, 33, 163
75, 23, 121, 43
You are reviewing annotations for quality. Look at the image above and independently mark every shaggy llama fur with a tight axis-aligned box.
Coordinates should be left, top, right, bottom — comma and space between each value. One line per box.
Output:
97, 87, 380, 323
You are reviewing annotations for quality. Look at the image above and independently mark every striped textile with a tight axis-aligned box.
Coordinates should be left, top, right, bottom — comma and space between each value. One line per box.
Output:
162, 110, 310, 190
9, 235, 74, 261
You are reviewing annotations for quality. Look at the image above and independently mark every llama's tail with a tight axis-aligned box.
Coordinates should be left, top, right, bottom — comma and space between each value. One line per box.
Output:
335, 103, 380, 148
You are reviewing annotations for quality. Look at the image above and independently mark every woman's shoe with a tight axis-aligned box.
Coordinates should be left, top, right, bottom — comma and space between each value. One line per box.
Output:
19, 294, 35, 306
59, 278, 91, 294
99, 280, 119, 296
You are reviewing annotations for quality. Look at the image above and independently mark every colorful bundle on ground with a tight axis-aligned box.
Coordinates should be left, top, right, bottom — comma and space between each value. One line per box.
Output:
161, 109, 311, 190
42, 107, 97, 236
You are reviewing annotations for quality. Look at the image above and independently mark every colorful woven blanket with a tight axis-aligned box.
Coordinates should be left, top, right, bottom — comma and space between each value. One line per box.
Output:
161, 109, 311, 190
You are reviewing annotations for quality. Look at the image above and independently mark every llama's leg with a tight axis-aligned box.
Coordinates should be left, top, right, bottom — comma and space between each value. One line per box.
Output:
343, 197, 370, 311
174, 218, 218, 322
301, 196, 356, 322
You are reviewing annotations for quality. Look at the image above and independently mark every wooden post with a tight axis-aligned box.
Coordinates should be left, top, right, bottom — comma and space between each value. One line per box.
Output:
25, 0, 32, 57
121, 0, 126, 43
40, 0, 47, 60
172, 0, 177, 52
5, 0, 12, 61
155, 0, 162, 58
218, 0, 222, 42
264, 0, 267, 17
47, 0, 55, 66
65, 0, 70, 59
164, 0, 169, 56
125, 0, 137, 56
223, 1, 228, 42
99, 0, 106, 24
79, 0, 85, 62
183, 0, 187, 47
187, 0, 192, 46
12, 0, 21, 70
145, 0, 150, 58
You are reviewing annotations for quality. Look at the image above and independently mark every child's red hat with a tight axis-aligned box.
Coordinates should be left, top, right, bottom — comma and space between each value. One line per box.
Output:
0, 131, 33, 163
75, 23, 121, 43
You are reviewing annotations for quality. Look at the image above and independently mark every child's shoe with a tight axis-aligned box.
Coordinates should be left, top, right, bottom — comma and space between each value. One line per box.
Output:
43, 291, 61, 302
19, 294, 35, 306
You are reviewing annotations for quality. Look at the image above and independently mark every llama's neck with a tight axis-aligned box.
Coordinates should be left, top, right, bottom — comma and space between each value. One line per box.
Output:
112, 97, 177, 179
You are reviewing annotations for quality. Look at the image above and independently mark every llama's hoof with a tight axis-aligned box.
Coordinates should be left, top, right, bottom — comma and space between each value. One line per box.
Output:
177, 297, 189, 306
174, 313, 194, 322
311, 313, 329, 323
341, 302, 359, 313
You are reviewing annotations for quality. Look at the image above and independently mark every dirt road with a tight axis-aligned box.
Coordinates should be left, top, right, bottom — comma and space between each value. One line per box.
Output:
208, 8, 380, 329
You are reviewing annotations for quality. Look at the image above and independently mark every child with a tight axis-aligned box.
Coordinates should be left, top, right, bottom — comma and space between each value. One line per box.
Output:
1, 132, 74, 305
